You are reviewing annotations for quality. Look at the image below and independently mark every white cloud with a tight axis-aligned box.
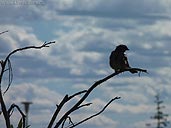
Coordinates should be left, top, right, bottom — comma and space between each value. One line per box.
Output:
101, 75, 170, 101
133, 119, 156, 128
48, 27, 107, 76
1, 83, 63, 127
72, 83, 89, 90
155, 67, 171, 78
87, 97, 153, 114
1, 1, 171, 128
0, 25, 43, 53
3, 83, 62, 106
1, 0, 170, 24
108, 103, 154, 114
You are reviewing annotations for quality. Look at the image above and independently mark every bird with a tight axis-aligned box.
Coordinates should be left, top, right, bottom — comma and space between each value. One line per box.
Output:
109, 44, 137, 74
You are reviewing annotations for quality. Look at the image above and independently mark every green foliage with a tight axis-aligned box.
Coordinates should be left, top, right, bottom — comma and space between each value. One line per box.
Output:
26, 125, 31, 128
17, 118, 23, 128
9, 118, 32, 128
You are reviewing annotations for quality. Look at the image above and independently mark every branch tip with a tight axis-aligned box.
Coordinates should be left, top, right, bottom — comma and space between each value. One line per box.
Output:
115, 96, 121, 100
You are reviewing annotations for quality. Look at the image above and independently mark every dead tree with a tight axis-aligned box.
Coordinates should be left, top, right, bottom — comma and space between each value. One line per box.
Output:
0, 41, 55, 128
48, 68, 147, 128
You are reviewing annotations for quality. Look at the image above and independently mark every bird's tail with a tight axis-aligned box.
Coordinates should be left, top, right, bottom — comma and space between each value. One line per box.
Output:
125, 67, 138, 74
129, 69, 138, 74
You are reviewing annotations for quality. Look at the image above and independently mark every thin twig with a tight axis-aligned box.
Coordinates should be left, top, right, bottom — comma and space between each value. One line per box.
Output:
8, 104, 26, 128
61, 118, 67, 128
68, 116, 74, 126
3, 59, 13, 94
62, 116, 75, 128
68, 90, 87, 100
0, 30, 8, 35
5, 41, 55, 62
77, 103, 92, 109
48, 90, 87, 128
48, 95, 69, 128
68, 97, 121, 128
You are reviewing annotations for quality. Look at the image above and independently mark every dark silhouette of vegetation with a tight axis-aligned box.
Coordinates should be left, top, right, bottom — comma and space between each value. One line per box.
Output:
0, 35, 55, 128
146, 93, 170, 128
48, 68, 147, 128
0, 31, 147, 128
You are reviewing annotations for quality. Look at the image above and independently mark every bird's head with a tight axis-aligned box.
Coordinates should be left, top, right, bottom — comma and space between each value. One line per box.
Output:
115, 44, 129, 52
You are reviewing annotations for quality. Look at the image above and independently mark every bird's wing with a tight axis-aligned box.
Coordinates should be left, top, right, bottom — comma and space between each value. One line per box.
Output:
123, 54, 138, 73
109, 51, 119, 70
123, 54, 130, 68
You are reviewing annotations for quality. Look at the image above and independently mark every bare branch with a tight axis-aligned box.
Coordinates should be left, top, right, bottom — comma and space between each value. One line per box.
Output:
0, 41, 55, 87
0, 41, 55, 128
0, 89, 10, 128
128, 67, 148, 74
77, 103, 92, 109
68, 90, 87, 100
0, 30, 8, 35
3, 59, 13, 94
5, 41, 55, 62
116, 67, 148, 74
54, 72, 119, 128
68, 116, 74, 126
48, 95, 68, 128
68, 97, 121, 128
8, 104, 26, 128
61, 118, 67, 128
54, 67, 148, 128
48, 90, 88, 128
61, 116, 75, 128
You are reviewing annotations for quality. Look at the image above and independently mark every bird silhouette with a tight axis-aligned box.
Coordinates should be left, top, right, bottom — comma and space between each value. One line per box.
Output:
109, 44, 137, 74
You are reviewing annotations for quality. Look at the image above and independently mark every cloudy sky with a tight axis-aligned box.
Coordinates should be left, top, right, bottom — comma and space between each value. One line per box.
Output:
0, 0, 171, 128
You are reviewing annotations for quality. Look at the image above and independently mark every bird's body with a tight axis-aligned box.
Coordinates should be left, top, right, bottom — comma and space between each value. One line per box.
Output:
109, 44, 137, 73
110, 50, 129, 71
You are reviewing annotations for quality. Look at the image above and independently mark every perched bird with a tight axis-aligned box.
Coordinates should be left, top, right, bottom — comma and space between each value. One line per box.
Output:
109, 44, 137, 73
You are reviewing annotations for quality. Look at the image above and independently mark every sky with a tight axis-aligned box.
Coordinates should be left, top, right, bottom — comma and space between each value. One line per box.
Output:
0, 0, 171, 128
